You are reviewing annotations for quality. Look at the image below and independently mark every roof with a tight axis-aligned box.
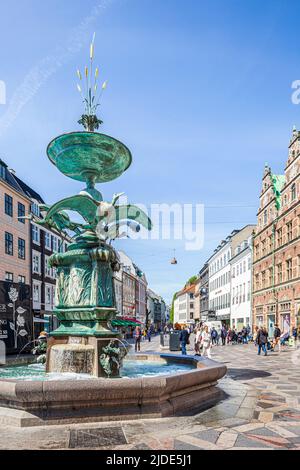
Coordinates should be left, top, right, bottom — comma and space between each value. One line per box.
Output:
0, 158, 44, 203
176, 283, 195, 298
13, 174, 44, 204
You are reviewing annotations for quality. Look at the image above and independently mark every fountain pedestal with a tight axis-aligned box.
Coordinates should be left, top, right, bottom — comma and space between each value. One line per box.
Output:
46, 239, 127, 377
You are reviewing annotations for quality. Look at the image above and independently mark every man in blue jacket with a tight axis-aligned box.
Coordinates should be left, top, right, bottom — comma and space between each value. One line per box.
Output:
179, 327, 190, 355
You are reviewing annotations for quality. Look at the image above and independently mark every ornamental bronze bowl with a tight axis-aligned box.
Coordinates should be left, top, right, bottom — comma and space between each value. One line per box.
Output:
47, 131, 132, 184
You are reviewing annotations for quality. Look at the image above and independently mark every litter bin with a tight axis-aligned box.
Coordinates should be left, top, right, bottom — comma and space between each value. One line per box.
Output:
169, 331, 181, 351
160, 333, 170, 349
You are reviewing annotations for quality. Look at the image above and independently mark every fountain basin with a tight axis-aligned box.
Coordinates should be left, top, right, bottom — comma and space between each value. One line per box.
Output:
47, 132, 132, 183
0, 354, 226, 427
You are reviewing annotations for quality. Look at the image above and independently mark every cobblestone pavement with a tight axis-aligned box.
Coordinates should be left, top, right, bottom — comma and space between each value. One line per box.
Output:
0, 338, 300, 450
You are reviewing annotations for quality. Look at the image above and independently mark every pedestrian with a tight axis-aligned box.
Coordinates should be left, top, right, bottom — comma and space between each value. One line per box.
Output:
179, 326, 190, 355
273, 323, 281, 351
147, 328, 151, 342
201, 325, 212, 359
194, 327, 202, 356
134, 326, 142, 352
211, 327, 218, 346
253, 326, 259, 345
241, 326, 248, 344
257, 326, 268, 356
221, 324, 227, 346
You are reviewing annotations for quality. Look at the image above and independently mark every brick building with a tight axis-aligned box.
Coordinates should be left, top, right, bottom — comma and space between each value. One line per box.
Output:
0, 159, 31, 284
252, 128, 300, 336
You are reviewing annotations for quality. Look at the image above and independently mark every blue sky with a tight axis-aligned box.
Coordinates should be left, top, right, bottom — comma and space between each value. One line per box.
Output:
1, 0, 300, 302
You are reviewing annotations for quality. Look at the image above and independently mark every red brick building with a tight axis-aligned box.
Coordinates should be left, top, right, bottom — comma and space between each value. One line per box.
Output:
252, 128, 300, 336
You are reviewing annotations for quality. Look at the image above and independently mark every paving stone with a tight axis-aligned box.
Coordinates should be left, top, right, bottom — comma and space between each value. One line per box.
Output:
234, 434, 275, 449
191, 429, 220, 444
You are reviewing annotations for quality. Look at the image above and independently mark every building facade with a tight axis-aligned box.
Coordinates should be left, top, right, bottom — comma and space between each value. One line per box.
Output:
230, 236, 252, 330
199, 262, 209, 322
0, 160, 31, 284
13, 175, 71, 333
252, 128, 300, 336
173, 284, 195, 326
208, 225, 255, 326
208, 235, 234, 325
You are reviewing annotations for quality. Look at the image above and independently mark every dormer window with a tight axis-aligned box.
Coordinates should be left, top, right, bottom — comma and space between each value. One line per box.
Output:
0, 162, 6, 179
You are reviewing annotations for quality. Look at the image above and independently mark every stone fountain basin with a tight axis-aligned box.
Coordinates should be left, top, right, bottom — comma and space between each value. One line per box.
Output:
0, 354, 226, 427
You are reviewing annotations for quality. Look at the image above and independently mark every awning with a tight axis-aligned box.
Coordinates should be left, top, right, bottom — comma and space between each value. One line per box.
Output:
112, 319, 139, 327
33, 317, 49, 323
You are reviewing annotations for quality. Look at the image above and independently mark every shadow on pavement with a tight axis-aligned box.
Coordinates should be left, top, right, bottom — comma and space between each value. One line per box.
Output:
227, 368, 271, 380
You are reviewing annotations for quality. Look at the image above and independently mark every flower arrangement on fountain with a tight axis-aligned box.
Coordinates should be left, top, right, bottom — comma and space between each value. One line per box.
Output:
76, 32, 107, 132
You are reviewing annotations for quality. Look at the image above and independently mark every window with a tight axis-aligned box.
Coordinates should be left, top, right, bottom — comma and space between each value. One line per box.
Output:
247, 281, 251, 301
261, 240, 266, 256
291, 183, 296, 201
18, 202, 25, 223
18, 275, 25, 284
46, 286, 52, 305
52, 236, 58, 252
4, 194, 13, 216
277, 263, 282, 283
277, 228, 282, 247
255, 274, 259, 290
287, 222, 293, 242
45, 256, 52, 277
269, 267, 273, 286
31, 202, 40, 217
0, 162, 6, 179
243, 260, 246, 273
286, 259, 292, 281
5, 232, 13, 255
18, 238, 25, 260
33, 284, 40, 302
248, 257, 251, 270
33, 254, 40, 274
264, 209, 268, 225
45, 232, 51, 249
32, 225, 40, 244
261, 271, 266, 288
5, 272, 13, 282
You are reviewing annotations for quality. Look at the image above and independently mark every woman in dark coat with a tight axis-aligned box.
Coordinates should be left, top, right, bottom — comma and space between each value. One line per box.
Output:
257, 327, 268, 356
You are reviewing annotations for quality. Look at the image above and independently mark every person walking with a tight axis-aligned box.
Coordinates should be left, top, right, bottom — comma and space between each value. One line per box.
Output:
134, 326, 142, 352
257, 326, 268, 356
273, 324, 281, 351
194, 327, 202, 356
211, 327, 218, 346
179, 327, 190, 355
147, 328, 152, 342
221, 324, 227, 346
241, 326, 248, 344
201, 325, 212, 359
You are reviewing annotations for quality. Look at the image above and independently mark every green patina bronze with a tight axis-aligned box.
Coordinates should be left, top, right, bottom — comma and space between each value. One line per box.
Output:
37, 130, 152, 339
38, 37, 152, 376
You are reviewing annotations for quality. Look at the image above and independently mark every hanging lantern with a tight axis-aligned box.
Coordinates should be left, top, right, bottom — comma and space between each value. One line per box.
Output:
170, 249, 178, 265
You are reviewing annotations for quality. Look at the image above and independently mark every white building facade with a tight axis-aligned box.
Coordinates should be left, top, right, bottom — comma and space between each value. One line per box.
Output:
230, 237, 253, 330
173, 285, 195, 325
208, 237, 233, 325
